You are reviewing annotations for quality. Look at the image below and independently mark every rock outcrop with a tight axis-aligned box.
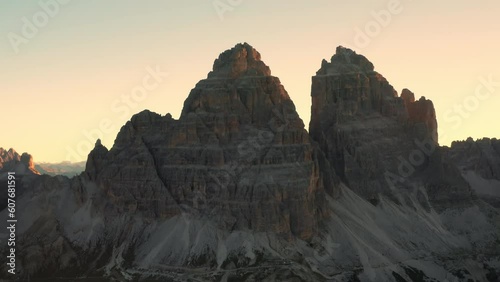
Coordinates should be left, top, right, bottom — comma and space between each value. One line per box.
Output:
0, 148, 19, 170
1, 44, 498, 282
0, 148, 39, 175
401, 89, 438, 143
0, 148, 40, 210
86, 43, 338, 240
309, 46, 471, 208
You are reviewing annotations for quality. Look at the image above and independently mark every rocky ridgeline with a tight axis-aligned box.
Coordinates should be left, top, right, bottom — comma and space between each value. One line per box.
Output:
0, 148, 39, 175
0, 148, 40, 210
1, 44, 499, 281
309, 47, 471, 209
86, 43, 338, 240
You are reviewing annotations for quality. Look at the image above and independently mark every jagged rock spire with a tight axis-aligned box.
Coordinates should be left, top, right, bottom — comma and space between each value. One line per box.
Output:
208, 42, 272, 79
317, 46, 375, 75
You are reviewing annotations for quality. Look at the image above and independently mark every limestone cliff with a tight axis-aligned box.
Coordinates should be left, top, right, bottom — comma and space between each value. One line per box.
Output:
85, 43, 338, 240
309, 47, 471, 209
1, 44, 498, 282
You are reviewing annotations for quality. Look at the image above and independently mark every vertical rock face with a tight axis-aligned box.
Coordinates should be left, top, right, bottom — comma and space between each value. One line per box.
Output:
0, 148, 39, 175
85, 139, 109, 180
20, 152, 37, 172
2, 44, 500, 281
0, 148, 40, 210
87, 43, 337, 240
309, 47, 469, 207
1, 148, 17, 162
310, 47, 410, 202
400, 88, 415, 104
401, 89, 438, 143
0, 148, 21, 170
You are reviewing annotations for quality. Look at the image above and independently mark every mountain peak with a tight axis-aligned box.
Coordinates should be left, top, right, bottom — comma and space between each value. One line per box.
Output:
401, 88, 416, 104
0, 148, 21, 164
20, 153, 37, 172
0, 148, 40, 174
317, 46, 375, 75
208, 42, 271, 79
181, 43, 292, 121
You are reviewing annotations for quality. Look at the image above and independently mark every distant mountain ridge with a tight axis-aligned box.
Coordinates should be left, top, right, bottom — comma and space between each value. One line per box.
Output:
35, 161, 86, 177
0, 147, 85, 177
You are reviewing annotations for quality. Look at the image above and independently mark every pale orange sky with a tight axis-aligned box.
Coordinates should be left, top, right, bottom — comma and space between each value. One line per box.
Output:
1, 1, 499, 162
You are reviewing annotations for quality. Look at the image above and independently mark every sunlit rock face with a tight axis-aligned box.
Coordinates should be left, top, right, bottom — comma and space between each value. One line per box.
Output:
86, 43, 339, 240
0, 148, 39, 175
0, 148, 40, 210
401, 88, 438, 143
309, 46, 470, 208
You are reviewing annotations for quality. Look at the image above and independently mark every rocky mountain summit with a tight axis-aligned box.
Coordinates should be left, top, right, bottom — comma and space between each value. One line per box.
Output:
86, 43, 337, 240
310, 47, 469, 210
0, 148, 39, 175
0, 148, 40, 210
1, 44, 499, 282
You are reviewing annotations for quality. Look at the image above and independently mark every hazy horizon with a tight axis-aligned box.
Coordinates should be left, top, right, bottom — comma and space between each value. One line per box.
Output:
1, 1, 499, 162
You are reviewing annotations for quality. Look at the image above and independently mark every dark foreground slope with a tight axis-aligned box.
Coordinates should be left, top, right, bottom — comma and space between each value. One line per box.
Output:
1, 44, 499, 282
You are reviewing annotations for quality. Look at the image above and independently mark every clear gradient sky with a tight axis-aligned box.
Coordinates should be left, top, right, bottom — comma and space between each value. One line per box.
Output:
1, 0, 499, 162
